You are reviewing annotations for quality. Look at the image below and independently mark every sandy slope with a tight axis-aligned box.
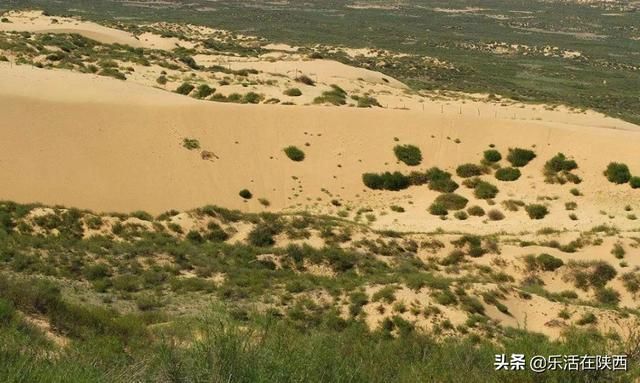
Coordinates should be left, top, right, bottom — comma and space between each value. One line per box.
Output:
1, 62, 639, 235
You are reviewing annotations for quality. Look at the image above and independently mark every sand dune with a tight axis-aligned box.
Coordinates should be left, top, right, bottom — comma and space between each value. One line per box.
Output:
1, 62, 639, 234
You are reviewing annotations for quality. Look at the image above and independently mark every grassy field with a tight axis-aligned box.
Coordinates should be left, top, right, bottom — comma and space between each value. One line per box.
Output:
2, 0, 640, 123
0, 202, 638, 381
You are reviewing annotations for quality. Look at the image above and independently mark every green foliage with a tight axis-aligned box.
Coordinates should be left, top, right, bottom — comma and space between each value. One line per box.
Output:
604, 163, 631, 184
428, 203, 448, 216
182, 138, 200, 150
175, 82, 195, 95
473, 181, 498, 200
595, 287, 620, 306
525, 204, 549, 220
393, 145, 422, 166
313, 85, 347, 105
487, 209, 505, 221
425, 168, 458, 193
506, 148, 536, 167
630, 177, 640, 189
467, 206, 485, 217
455, 164, 483, 178
362, 172, 410, 191
284, 88, 302, 97
483, 150, 502, 163
495, 167, 521, 182
195, 84, 215, 99
283, 146, 305, 162
434, 193, 468, 210
535, 254, 564, 271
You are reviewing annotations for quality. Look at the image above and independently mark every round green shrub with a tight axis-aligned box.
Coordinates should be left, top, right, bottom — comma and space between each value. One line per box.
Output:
454, 211, 468, 220
474, 181, 498, 199
429, 203, 448, 216
284, 88, 302, 97
284, 146, 305, 162
239, 189, 253, 199
456, 164, 483, 178
507, 148, 536, 167
525, 204, 549, 219
467, 206, 485, 217
393, 145, 422, 166
629, 176, 640, 189
536, 254, 564, 271
175, 82, 195, 95
495, 167, 521, 182
362, 172, 410, 191
434, 193, 468, 210
604, 162, 631, 184
483, 149, 502, 163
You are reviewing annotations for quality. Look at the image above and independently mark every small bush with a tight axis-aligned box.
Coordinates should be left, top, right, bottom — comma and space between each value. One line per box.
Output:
474, 181, 499, 199
577, 312, 597, 325
284, 88, 302, 97
536, 254, 564, 271
182, 138, 200, 150
454, 211, 468, 220
195, 84, 215, 99
507, 148, 536, 167
483, 149, 502, 163
495, 167, 521, 181
630, 177, 640, 189
429, 203, 448, 216
362, 172, 410, 191
284, 146, 305, 162
295, 75, 315, 86
456, 164, 483, 178
545, 153, 578, 173
434, 193, 468, 210
393, 145, 422, 166
525, 204, 549, 220
595, 288, 620, 306
487, 209, 505, 221
239, 189, 253, 199
467, 206, 485, 217
156, 75, 167, 85
604, 162, 631, 184
425, 168, 458, 192
175, 82, 195, 95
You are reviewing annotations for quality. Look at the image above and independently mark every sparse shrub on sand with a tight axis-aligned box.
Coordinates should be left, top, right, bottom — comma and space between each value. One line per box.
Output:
182, 138, 200, 150
454, 211, 468, 220
456, 164, 483, 178
429, 203, 448, 216
595, 287, 620, 306
570, 188, 582, 196
604, 162, 631, 184
0, 55, 9, 62
501, 199, 525, 212
473, 181, 498, 200
434, 193, 468, 211
394, 145, 422, 166
362, 172, 410, 191
239, 189, 253, 199
243, 92, 263, 104
487, 209, 505, 221
356, 96, 381, 108
525, 204, 549, 219
284, 88, 302, 97
313, 85, 347, 105
565, 202, 577, 211
295, 75, 315, 86
544, 153, 580, 184
467, 206, 485, 217
495, 167, 521, 181
156, 75, 167, 85
630, 177, 640, 189
248, 223, 277, 247
98, 68, 126, 80
535, 253, 564, 271
425, 167, 459, 192
483, 149, 502, 163
175, 82, 195, 95
507, 148, 536, 167
284, 146, 305, 162
195, 84, 215, 99
390, 205, 405, 213
621, 273, 640, 294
